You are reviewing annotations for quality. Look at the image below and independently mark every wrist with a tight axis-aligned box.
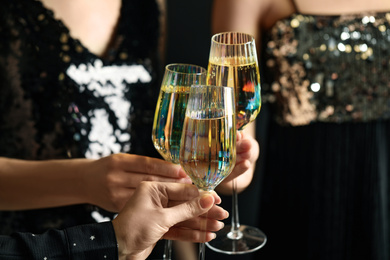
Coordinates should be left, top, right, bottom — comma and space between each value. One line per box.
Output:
112, 217, 130, 260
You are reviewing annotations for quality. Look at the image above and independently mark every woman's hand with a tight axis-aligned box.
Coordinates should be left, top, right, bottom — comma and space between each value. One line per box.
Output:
83, 153, 192, 212
216, 124, 260, 195
0, 155, 191, 211
112, 182, 228, 260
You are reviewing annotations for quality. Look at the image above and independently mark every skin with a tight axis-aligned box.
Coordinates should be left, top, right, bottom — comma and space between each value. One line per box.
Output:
40, 0, 122, 57
0, 182, 228, 260
215, 127, 259, 194
0, 154, 191, 211
0, 133, 258, 210
112, 182, 228, 260
39, 0, 259, 195
212, 0, 390, 49
209, 0, 390, 258
0, 0, 260, 213
211, 0, 390, 194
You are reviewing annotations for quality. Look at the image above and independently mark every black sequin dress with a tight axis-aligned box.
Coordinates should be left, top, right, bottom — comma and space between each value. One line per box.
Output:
0, 0, 162, 236
255, 12, 390, 260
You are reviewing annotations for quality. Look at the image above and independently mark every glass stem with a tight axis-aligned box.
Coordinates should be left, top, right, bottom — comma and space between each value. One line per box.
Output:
228, 178, 243, 240
163, 240, 172, 260
199, 208, 209, 260
199, 243, 206, 260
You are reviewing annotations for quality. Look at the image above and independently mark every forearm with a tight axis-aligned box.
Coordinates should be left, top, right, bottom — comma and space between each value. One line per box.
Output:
0, 157, 91, 210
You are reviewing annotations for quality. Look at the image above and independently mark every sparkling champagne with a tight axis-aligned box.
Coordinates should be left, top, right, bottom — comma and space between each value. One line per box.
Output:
152, 85, 189, 164
207, 61, 261, 130
180, 115, 236, 191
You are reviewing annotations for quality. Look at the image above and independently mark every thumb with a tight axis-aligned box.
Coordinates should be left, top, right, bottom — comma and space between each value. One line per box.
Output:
167, 193, 215, 225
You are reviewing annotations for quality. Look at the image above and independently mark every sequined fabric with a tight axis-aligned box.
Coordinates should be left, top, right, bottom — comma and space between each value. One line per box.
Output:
262, 12, 390, 126
253, 10, 390, 260
0, 0, 161, 235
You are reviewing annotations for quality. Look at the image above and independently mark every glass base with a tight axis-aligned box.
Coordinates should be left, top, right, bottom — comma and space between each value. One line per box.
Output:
206, 225, 267, 255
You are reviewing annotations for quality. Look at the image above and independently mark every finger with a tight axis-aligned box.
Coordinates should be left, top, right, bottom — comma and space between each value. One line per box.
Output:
236, 130, 244, 142
143, 182, 200, 204
122, 173, 192, 188
161, 183, 201, 201
131, 182, 199, 208
223, 160, 251, 183
236, 139, 259, 162
236, 139, 252, 155
198, 190, 222, 204
155, 183, 222, 204
236, 150, 251, 164
163, 227, 217, 243
167, 191, 222, 205
198, 205, 229, 220
165, 192, 215, 225
170, 204, 228, 227
166, 202, 228, 220
174, 218, 224, 232
115, 154, 188, 178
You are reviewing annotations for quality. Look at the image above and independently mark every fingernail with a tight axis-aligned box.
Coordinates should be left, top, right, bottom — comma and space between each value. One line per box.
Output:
211, 233, 216, 239
219, 222, 225, 229
199, 194, 214, 209
182, 176, 193, 184
214, 193, 222, 204
188, 186, 199, 197
178, 168, 188, 178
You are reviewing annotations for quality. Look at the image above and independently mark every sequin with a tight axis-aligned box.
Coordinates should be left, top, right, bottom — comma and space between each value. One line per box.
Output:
0, 0, 161, 235
262, 12, 390, 125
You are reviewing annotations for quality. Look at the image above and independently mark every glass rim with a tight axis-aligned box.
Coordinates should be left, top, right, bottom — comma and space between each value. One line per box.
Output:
211, 31, 255, 46
165, 63, 207, 75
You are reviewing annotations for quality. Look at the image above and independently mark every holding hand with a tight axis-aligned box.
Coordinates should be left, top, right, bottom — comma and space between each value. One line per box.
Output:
84, 153, 192, 212
0, 154, 191, 212
217, 127, 260, 194
0, 182, 227, 260
112, 182, 228, 260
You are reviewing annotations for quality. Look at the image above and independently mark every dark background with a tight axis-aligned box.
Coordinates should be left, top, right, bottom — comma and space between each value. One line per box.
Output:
165, 0, 213, 68
165, 1, 265, 260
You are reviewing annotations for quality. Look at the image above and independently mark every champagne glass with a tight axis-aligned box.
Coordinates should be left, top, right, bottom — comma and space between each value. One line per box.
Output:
206, 32, 266, 254
179, 85, 236, 260
152, 63, 206, 260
